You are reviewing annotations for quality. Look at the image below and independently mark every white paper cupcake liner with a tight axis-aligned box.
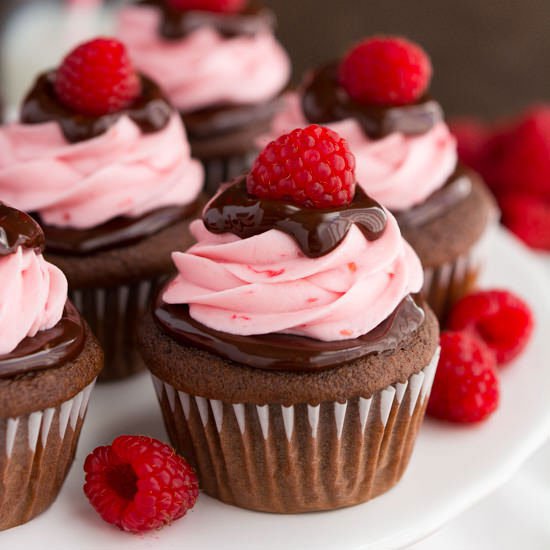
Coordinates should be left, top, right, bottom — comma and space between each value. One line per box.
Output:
0, 380, 96, 530
151, 349, 440, 513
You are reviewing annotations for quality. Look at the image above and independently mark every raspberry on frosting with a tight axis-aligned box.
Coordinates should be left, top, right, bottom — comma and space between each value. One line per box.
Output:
338, 36, 432, 106
55, 37, 141, 116
84, 435, 199, 533
247, 125, 356, 208
167, 0, 246, 12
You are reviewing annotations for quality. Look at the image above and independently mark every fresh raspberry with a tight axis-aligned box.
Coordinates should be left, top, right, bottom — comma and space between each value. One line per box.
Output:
338, 36, 432, 106
427, 331, 499, 423
498, 192, 550, 250
247, 125, 356, 208
448, 289, 534, 365
55, 37, 141, 116
84, 435, 199, 533
482, 106, 550, 197
449, 118, 490, 174
166, 0, 245, 12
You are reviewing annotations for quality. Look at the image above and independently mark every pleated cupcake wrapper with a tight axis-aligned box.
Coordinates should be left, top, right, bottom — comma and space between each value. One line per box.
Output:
151, 349, 440, 513
0, 380, 96, 531
202, 152, 256, 197
423, 221, 496, 321
71, 277, 162, 381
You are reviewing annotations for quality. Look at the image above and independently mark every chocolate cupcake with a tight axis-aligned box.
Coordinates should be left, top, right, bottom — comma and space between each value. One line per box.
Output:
117, 0, 291, 195
139, 125, 440, 513
260, 36, 498, 321
0, 203, 103, 530
0, 38, 204, 381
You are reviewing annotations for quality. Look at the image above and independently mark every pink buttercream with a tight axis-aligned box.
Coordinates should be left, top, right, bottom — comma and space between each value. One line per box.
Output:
0, 114, 203, 229
117, 6, 291, 112
260, 93, 458, 211
163, 211, 423, 341
0, 247, 67, 355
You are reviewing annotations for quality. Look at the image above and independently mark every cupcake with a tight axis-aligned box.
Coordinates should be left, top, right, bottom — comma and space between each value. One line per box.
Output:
260, 36, 498, 321
0, 203, 103, 530
117, 0, 291, 195
0, 37, 204, 381
139, 125, 440, 513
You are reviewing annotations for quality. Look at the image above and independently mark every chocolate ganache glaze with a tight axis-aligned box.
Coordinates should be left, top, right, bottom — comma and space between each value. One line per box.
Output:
39, 201, 200, 256
0, 203, 44, 256
21, 71, 172, 143
203, 177, 387, 258
138, 0, 275, 40
302, 62, 443, 140
0, 302, 85, 379
155, 294, 425, 372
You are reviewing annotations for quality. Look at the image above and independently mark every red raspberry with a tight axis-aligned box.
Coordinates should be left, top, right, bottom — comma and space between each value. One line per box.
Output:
55, 37, 141, 116
427, 331, 499, 423
84, 435, 199, 533
498, 192, 550, 250
166, 0, 245, 12
247, 125, 356, 208
338, 36, 432, 106
483, 106, 550, 197
448, 289, 534, 365
449, 117, 490, 174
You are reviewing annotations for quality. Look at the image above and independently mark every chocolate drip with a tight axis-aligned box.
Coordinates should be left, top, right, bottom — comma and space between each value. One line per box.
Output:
0, 203, 44, 256
394, 165, 474, 228
203, 177, 387, 258
0, 302, 85, 379
138, 0, 275, 40
21, 71, 172, 144
302, 63, 443, 139
155, 294, 425, 372
39, 202, 200, 256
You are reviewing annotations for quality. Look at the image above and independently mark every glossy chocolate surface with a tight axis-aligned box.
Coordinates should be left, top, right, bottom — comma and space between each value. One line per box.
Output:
138, 0, 275, 40
155, 294, 425, 372
302, 63, 443, 139
0, 203, 44, 256
203, 177, 387, 258
0, 301, 85, 379
394, 166, 474, 228
21, 71, 172, 143
39, 201, 200, 256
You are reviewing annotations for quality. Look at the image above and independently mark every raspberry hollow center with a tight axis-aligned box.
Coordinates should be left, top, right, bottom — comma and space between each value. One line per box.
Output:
107, 464, 138, 502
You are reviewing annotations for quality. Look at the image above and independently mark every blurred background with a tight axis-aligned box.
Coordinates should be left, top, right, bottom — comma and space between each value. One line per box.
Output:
0, 0, 548, 117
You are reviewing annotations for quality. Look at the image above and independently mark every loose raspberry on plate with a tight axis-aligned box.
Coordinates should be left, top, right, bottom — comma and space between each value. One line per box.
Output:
448, 289, 534, 365
427, 331, 499, 423
167, 0, 246, 12
55, 37, 141, 117
338, 36, 432, 106
84, 435, 199, 533
247, 125, 356, 208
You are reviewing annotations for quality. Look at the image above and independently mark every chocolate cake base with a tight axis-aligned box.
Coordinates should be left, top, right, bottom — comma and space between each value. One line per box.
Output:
402, 178, 498, 321
46, 217, 198, 382
0, 325, 103, 531
139, 305, 439, 513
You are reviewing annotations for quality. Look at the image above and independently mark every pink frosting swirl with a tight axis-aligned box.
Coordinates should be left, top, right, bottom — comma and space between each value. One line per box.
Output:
117, 6, 291, 112
0, 114, 203, 229
163, 211, 423, 341
0, 247, 67, 355
260, 93, 458, 211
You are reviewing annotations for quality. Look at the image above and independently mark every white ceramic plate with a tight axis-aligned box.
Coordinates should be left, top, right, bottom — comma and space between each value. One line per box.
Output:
2, 227, 550, 550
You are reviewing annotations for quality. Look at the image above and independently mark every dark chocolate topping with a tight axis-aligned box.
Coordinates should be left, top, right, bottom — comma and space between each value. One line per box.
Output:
0, 203, 45, 256
0, 301, 85, 379
154, 293, 424, 372
203, 177, 387, 258
394, 165, 473, 228
21, 71, 172, 144
302, 62, 443, 139
138, 0, 275, 40
39, 201, 200, 256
